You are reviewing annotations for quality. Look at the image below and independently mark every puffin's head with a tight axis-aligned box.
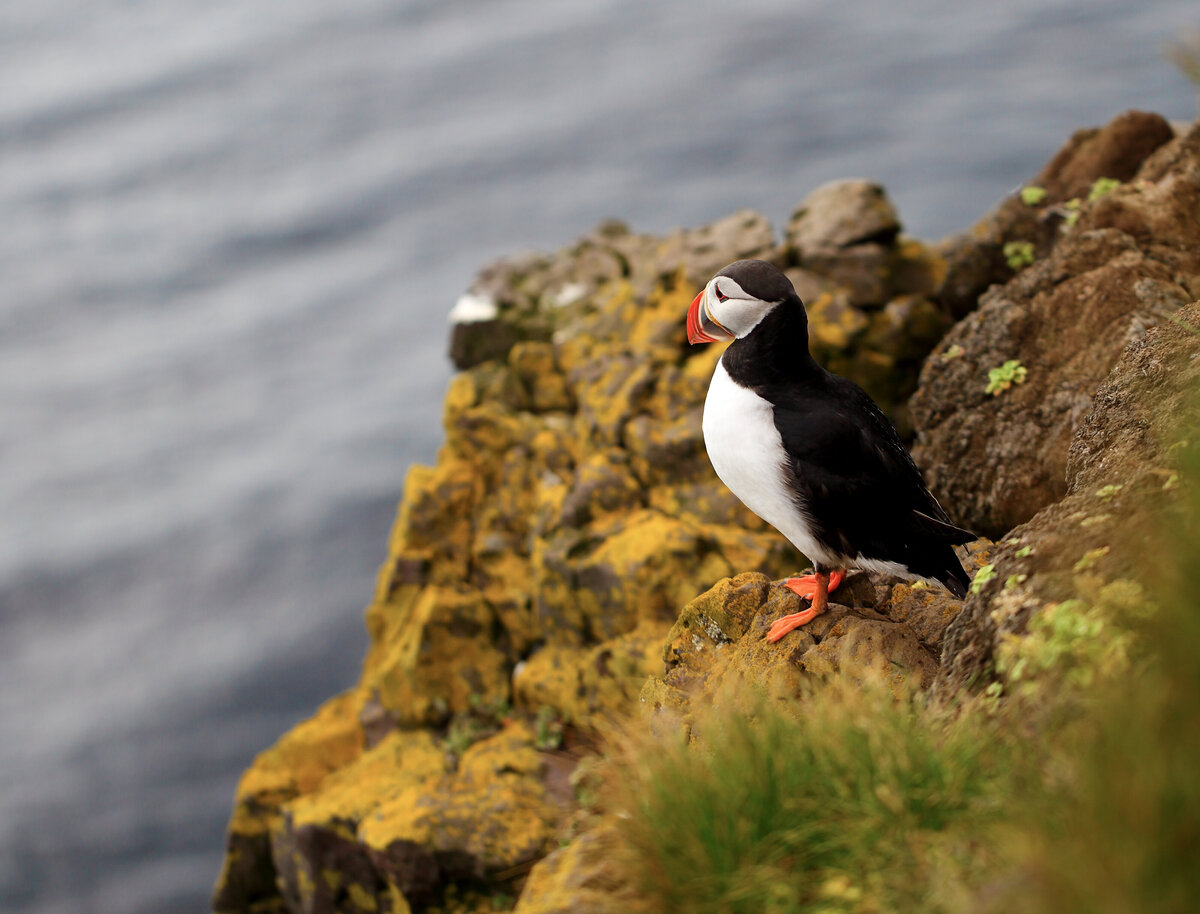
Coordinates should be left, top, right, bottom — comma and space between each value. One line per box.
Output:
686, 259, 800, 344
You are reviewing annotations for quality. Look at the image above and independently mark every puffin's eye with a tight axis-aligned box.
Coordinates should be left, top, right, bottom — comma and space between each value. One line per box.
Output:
714, 286, 728, 302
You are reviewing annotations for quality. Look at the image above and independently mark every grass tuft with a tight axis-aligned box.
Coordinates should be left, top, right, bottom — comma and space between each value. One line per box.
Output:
611, 679, 1011, 913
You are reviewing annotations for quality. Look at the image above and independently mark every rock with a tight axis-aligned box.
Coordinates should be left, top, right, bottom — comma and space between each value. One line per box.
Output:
514, 822, 634, 914
646, 568, 979, 719
932, 302, 1200, 699
911, 119, 1200, 538
785, 179, 901, 253
1066, 303, 1200, 493
212, 691, 367, 913
507, 341, 574, 413
534, 510, 739, 646
364, 585, 513, 727
265, 722, 556, 913
1033, 109, 1177, 202
450, 317, 530, 372
656, 209, 776, 287
512, 620, 669, 725
933, 110, 1176, 319
800, 243, 893, 308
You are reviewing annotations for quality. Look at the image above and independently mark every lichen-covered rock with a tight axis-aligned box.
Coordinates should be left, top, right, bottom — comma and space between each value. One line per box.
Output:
512, 821, 632, 914
365, 586, 513, 728
644, 564, 989, 721
264, 722, 557, 914
912, 119, 1200, 537
657, 209, 776, 288
213, 691, 368, 913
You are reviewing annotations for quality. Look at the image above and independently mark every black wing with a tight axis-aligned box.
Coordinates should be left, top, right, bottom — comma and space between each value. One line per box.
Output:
769, 372, 973, 594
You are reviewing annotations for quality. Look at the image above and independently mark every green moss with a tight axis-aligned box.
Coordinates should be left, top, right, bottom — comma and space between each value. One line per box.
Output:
993, 445, 1200, 913
1073, 546, 1111, 573
534, 706, 564, 750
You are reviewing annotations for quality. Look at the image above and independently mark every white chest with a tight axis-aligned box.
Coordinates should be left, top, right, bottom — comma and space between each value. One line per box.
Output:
701, 361, 831, 564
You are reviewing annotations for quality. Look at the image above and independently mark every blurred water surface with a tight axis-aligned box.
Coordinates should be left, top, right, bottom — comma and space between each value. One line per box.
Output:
0, 1, 1194, 911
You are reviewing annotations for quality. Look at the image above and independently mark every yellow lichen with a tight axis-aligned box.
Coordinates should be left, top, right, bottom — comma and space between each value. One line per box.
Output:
346, 882, 380, 912
288, 729, 446, 830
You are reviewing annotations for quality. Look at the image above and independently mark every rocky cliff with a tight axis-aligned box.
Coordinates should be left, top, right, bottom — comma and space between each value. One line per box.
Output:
213, 111, 1200, 914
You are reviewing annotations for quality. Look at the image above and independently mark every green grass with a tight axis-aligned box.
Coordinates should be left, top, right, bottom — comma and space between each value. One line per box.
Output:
610, 429, 1200, 914
612, 680, 1013, 913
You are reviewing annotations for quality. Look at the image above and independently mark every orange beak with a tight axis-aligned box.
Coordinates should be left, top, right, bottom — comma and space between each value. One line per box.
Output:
687, 290, 719, 344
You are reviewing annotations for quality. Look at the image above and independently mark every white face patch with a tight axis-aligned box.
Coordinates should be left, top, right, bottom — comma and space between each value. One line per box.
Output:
705, 276, 778, 339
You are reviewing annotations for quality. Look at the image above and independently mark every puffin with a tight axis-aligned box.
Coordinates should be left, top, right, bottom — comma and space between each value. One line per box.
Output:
686, 259, 974, 643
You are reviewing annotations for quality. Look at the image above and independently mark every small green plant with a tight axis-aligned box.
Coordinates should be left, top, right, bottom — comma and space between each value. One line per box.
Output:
1020, 185, 1047, 206
986, 359, 1028, 396
444, 693, 513, 757
1096, 484, 1124, 500
1005, 573, 1029, 590
1073, 546, 1111, 573
996, 598, 1107, 691
1088, 177, 1122, 201
534, 706, 564, 750
1062, 197, 1083, 227
971, 562, 997, 594
1015, 545, 1034, 558
1003, 240, 1035, 270
940, 343, 965, 362
444, 715, 485, 757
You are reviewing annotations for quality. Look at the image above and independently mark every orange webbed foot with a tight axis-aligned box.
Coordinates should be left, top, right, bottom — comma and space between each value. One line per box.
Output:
768, 569, 844, 643
766, 606, 824, 642
783, 569, 845, 600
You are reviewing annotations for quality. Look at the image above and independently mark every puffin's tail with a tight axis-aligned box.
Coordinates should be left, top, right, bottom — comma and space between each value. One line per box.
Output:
910, 509, 975, 599
939, 562, 970, 599
911, 509, 976, 545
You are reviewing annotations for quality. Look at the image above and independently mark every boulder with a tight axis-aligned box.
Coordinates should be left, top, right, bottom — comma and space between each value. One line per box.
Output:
784, 179, 901, 253
932, 302, 1200, 699
911, 119, 1200, 537
212, 691, 367, 914
644, 562, 990, 722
